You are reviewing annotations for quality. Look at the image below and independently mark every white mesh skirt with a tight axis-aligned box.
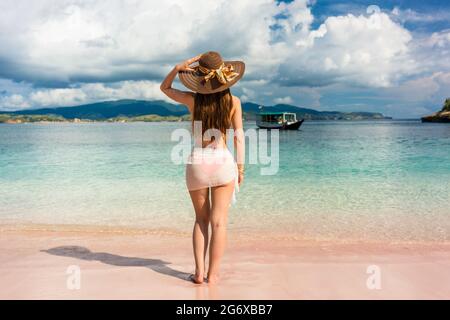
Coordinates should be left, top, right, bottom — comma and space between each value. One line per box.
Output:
186, 146, 239, 204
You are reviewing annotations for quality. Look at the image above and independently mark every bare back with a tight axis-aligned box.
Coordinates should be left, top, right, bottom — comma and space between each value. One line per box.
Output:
190, 95, 242, 149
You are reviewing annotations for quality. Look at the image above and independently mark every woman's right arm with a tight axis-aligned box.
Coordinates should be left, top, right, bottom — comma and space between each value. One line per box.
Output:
160, 55, 201, 113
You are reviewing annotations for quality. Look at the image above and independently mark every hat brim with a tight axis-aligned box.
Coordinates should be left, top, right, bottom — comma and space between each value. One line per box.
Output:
178, 61, 245, 94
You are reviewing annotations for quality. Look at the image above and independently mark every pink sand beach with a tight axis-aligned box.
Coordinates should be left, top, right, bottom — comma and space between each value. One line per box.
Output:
1, 224, 449, 300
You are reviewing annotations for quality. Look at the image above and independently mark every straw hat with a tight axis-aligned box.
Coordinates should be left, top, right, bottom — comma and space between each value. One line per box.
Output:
178, 51, 245, 94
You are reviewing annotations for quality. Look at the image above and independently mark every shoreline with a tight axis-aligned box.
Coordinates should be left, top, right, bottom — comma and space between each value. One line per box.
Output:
2, 222, 450, 246
0, 119, 189, 124
1, 225, 450, 299
0, 118, 415, 124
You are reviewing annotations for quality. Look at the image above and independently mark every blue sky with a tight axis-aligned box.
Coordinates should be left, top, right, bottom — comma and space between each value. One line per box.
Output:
0, 0, 449, 118
310, 0, 450, 31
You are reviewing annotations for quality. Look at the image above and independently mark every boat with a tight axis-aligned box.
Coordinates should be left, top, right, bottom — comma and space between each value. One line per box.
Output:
256, 112, 304, 130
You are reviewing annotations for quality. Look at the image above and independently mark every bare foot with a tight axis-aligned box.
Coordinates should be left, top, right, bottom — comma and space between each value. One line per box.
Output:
207, 274, 220, 285
188, 273, 204, 284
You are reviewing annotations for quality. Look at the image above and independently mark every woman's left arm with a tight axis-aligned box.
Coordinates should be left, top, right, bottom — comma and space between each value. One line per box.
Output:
160, 55, 201, 113
231, 96, 245, 186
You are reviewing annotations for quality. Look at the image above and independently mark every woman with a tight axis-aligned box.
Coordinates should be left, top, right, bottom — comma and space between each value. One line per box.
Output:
160, 51, 245, 284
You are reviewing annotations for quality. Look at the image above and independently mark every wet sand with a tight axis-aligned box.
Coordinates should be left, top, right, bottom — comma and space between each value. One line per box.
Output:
1, 225, 450, 299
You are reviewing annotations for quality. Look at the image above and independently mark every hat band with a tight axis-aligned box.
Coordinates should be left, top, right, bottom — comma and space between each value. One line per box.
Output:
197, 63, 240, 85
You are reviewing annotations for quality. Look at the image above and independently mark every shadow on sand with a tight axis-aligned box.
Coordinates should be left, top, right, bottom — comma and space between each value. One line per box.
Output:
42, 246, 191, 282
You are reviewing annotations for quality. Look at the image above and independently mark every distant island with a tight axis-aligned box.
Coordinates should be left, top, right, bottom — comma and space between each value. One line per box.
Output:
242, 102, 391, 121
0, 99, 392, 123
0, 113, 190, 124
421, 98, 450, 123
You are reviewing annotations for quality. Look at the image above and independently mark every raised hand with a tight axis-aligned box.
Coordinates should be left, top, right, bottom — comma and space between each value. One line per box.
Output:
176, 54, 202, 72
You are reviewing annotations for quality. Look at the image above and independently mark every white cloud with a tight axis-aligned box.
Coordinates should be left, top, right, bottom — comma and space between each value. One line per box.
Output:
425, 30, 450, 49
30, 88, 87, 107
408, 29, 450, 79
0, 0, 283, 84
239, 87, 257, 103
382, 72, 450, 105
0, 0, 448, 117
274, 96, 294, 105
391, 7, 450, 24
0, 94, 30, 110
276, 11, 415, 88
6, 81, 170, 109
0, 0, 417, 89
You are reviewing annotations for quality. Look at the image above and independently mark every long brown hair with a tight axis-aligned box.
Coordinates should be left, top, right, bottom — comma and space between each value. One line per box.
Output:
193, 88, 232, 136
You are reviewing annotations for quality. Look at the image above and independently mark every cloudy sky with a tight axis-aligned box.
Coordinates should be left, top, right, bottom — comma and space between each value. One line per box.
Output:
0, 0, 449, 118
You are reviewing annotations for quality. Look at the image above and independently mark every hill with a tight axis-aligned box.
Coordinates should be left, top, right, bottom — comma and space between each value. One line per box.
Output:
5, 99, 187, 120
1, 99, 391, 121
421, 98, 450, 123
242, 102, 390, 120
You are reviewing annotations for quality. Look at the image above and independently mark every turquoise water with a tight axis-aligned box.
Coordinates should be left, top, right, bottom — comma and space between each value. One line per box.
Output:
1, 121, 449, 241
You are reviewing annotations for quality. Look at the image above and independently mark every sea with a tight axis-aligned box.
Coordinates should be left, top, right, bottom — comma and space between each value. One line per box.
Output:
1, 120, 449, 242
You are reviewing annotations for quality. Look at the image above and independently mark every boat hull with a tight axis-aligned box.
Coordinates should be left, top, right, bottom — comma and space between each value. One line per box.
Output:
257, 119, 304, 130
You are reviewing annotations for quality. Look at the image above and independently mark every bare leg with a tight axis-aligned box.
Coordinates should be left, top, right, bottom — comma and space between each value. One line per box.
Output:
208, 181, 235, 284
189, 188, 210, 284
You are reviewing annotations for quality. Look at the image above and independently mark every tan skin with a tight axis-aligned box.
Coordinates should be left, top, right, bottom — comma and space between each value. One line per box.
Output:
160, 55, 244, 284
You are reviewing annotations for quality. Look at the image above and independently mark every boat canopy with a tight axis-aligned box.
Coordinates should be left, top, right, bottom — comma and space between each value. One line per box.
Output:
257, 112, 297, 124
258, 112, 286, 115
256, 111, 302, 129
